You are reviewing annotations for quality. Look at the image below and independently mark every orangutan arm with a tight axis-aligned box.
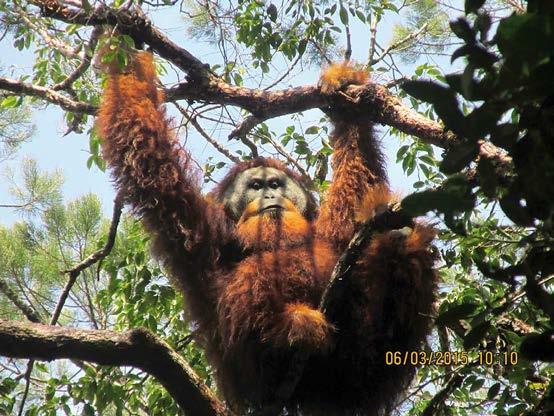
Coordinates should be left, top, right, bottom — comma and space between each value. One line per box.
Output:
96, 52, 233, 321
315, 64, 392, 246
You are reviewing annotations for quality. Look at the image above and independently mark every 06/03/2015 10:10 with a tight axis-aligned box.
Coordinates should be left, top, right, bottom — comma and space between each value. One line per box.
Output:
385, 350, 519, 366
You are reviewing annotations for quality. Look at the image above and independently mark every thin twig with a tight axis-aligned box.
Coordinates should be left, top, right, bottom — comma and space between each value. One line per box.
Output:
263, 53, 303, 91
254, 132, 311, 181
370, 22, 430, 66
338, 0, 352, 61
228, 114, 261, 140
368, 17, 378, 65
174, 102, 241, 163
53, 26, 101, 91
17, 362, 34, 416
16, 5, 81, 59
15, 192, 124, 415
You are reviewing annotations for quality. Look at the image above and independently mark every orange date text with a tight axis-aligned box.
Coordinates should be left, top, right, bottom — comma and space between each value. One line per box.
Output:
385, 351, 470, 366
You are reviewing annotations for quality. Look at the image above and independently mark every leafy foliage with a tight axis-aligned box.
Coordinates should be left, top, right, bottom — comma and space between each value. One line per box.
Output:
400, 1, 554, 414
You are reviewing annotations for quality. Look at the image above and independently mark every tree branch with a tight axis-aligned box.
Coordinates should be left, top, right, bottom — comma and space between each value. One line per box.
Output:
0, 77, 95, 114
21, 2, 511, 172
51, 191, 124, 324
0, 279, 42, 323
53, 26, 102, 91
369, 22, 430, 66
30, 2, 454, 148
173, 102, 241, 164
0, 319, 230, 416
30, 1, 209, 78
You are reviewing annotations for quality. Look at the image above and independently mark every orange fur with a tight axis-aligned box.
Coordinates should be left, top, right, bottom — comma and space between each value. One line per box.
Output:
355, 183, 395, 223
237, 198, 312, 249
278, 303, 333, 350
319, 62, 369, 94
215, 239, 338, 376
98, 55, 438, 416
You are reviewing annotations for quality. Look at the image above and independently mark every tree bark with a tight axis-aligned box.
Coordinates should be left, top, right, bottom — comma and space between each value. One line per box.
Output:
0, 319, 230, 416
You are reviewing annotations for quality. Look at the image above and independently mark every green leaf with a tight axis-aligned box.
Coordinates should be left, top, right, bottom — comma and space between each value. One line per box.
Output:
475, 12, 492, 41
450, 18, 475, 43
490, 123, 519, 149
496, 13, 554, 63
339, 6, 349, 25
401, 80, 448, 104
1, 96, 19, 109
465, 0, 485, 14
298, 39, 307, 55
440, 141, 479, 174
487, 383, 501, 399
463, 321, 491, 349
402, 175, 475, 216
396, 145, 409, 162
436, 302, 479, 326
101, 51, 115, 64
452, 44, 497, 69
470, 378, 485, 392
476, 157, 499, 198
520, 332, 554, 361
401, 189, 448, 216
469, 104, 505, 139
499, 187, 534, 226
401, 80, 465, 133
267, 3, 278, 22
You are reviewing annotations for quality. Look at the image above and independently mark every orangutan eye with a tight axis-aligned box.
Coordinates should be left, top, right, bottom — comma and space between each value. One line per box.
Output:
249, 180, 262, 190
269, 180, 281, 190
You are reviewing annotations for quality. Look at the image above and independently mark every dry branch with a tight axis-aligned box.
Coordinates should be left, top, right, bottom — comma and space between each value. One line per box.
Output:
0, 319, 230, 416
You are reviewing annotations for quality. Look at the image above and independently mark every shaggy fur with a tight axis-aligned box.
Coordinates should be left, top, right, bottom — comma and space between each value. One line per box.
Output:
98, 53, 438, 415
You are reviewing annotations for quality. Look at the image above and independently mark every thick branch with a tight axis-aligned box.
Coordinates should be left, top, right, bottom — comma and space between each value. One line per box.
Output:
0, 319, 230, 416
31, 1, 208, 77
23, 2, 511, 168
169, 78, 511, 174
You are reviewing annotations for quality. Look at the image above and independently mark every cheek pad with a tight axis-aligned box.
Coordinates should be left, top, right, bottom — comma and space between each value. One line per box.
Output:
284, 180, 308, 214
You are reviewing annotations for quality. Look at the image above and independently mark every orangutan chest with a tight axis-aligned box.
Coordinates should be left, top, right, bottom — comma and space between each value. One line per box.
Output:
229, 242, 338, 304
